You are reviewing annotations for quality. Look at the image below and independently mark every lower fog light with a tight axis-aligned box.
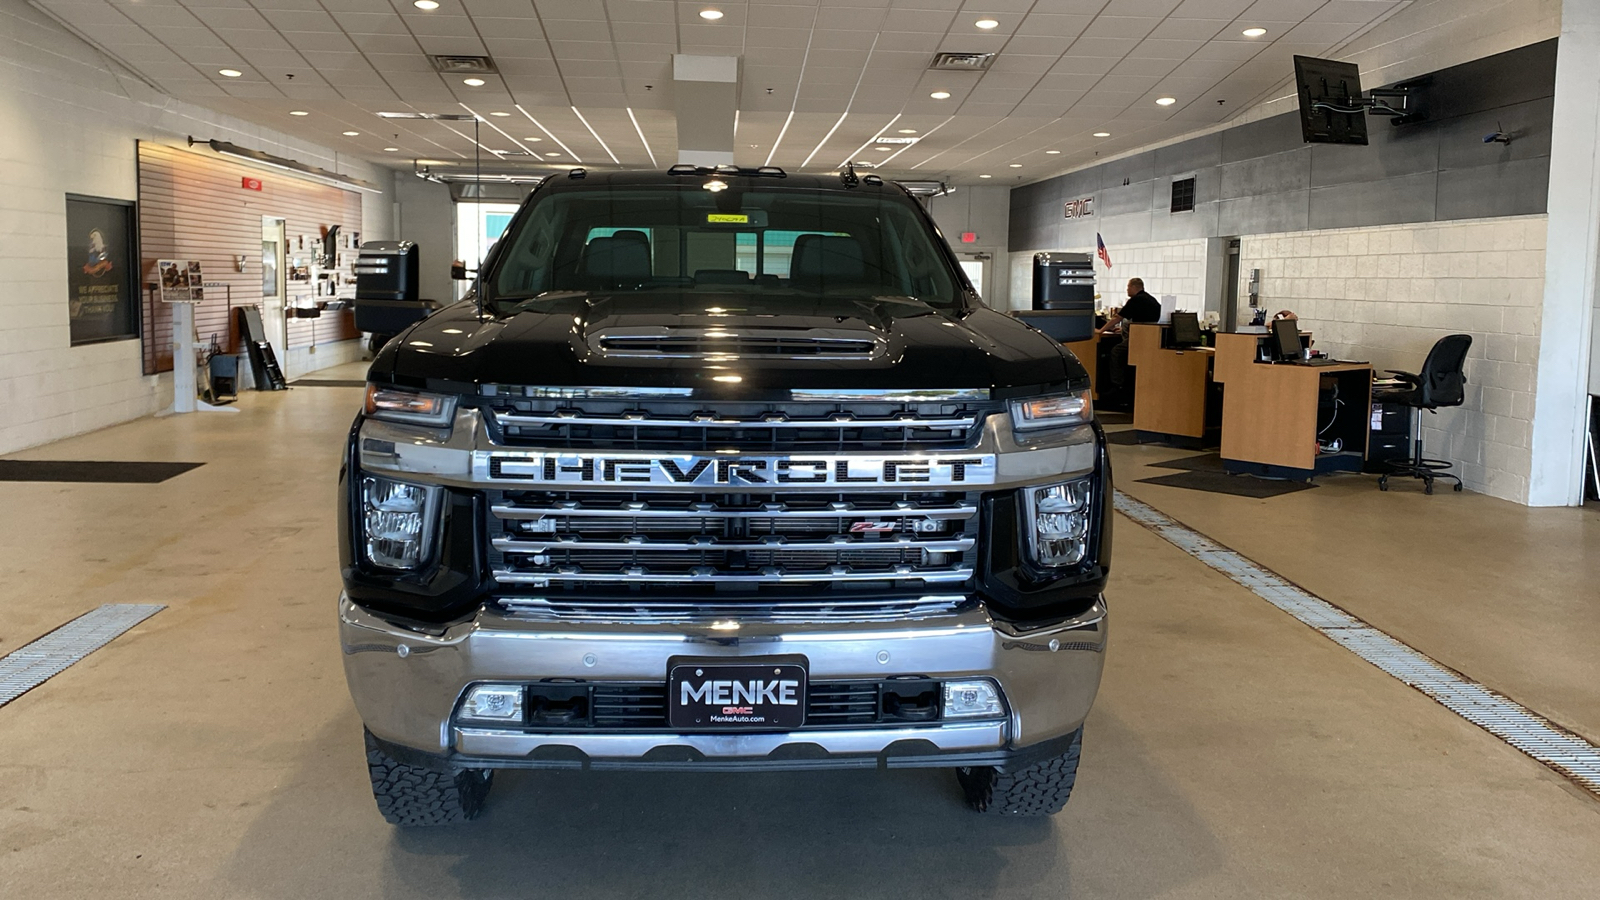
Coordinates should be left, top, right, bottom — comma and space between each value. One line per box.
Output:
460, 685, 524, 723
942, 680, 1003, 719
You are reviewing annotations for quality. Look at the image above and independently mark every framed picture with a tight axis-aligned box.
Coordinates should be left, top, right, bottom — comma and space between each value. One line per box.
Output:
66, 194, 138, 344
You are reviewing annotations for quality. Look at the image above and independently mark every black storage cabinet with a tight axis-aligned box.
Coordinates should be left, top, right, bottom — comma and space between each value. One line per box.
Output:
353, 241, 439, 337
1019, 252, 1096, 341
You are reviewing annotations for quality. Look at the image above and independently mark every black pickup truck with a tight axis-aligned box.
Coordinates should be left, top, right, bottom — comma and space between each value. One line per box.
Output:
338, 166, 1112, 825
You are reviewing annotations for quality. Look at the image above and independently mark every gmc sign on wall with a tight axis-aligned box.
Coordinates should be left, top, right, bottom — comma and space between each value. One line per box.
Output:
1064, 197, 1095, 219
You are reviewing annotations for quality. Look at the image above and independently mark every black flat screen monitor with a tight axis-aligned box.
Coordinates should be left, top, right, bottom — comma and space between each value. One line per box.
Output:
1271, 318, 1303, 361
1294, 55, 1368, 145
1169, 311, 1201, 348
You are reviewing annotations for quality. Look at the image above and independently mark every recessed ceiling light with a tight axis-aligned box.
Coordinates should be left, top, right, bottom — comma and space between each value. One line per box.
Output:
1242, 27, 1267, 37
289, 110, 309, 116
413, 0, 439, 9
978, 174, 992, 179
876, 146, 892, 151
1156, 96, 1176, 106
463, 77, 485, 86
489, 111, 510, 116
975, 19, 999, 29
699, 8, 723, 20
1009, 163, 1022, 168
342, 130, 359, 136
525, 137, 543, 142
384, 147, 400, 152
1093, 131, 1111, 137
218, 69, 242, 78
1045, 149, 1061, 154
930, 91, 951, 100
897, 128, 917, 134
546, 152, 561, 157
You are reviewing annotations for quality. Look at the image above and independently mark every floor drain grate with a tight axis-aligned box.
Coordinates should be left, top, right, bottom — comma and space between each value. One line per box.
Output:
0, 604, 165, 706
1114, 491, 1600, 799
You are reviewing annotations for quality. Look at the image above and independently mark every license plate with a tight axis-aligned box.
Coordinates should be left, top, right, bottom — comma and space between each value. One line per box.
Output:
667, 658, 808, 731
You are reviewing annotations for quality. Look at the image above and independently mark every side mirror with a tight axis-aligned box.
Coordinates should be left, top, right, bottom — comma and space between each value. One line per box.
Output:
451, 259, 471, 280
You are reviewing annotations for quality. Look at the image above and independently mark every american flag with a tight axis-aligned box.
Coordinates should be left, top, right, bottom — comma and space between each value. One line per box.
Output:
1096, 233, 1112, 269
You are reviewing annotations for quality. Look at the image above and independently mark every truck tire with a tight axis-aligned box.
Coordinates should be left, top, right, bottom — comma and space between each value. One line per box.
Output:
957, 726, 1083, 816
364, 729, 492, 826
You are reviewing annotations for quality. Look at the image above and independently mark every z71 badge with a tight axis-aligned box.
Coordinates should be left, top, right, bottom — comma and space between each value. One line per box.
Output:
478, 452, 997, 486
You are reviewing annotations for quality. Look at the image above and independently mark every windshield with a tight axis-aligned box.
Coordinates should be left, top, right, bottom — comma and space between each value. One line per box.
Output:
489, 183, 964, 308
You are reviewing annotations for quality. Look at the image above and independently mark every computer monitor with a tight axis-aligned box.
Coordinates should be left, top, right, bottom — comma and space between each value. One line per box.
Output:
1169, 311, 1201, 348
1271, 317, 1303, 361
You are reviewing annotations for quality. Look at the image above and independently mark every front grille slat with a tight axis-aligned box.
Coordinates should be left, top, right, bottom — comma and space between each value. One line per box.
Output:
489, 489, 978, 592
479, 397, 994, 452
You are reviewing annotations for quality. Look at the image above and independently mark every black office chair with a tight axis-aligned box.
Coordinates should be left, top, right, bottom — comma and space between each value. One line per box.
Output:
1375, 334, 1472, 494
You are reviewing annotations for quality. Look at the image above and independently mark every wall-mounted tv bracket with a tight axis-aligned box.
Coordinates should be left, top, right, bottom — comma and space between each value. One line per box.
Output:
1310, 83, 1426, 126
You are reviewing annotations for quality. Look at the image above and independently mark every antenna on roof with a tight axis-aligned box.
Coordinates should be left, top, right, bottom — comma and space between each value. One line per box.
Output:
840, 161, 860, 187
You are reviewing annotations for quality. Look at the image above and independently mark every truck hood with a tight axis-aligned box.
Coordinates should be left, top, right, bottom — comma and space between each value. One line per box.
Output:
374, 292, 1083, 395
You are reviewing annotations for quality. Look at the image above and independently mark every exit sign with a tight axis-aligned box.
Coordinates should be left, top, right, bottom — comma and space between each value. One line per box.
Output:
960, 232, 977, 243
241, 176, 263, 191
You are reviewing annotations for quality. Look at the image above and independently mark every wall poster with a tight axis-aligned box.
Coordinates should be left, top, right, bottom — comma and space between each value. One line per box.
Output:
156, 259, 204, 303
65, 194, 138, 345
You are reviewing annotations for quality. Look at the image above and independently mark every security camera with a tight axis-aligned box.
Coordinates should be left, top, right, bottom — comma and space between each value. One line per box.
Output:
1483, 132, 1510, 144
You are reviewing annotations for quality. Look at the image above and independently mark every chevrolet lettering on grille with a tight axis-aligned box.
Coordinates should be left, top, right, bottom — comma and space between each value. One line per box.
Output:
476, 452, 998, 486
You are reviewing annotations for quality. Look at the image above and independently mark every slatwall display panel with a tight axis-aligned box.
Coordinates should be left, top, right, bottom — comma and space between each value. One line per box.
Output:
137, 142, 361, 374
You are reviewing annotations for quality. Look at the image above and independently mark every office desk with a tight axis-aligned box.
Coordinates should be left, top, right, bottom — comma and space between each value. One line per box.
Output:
1062, 332, 1112, 399
1212, 332, 1373, 479
1127, 324, 1217, 445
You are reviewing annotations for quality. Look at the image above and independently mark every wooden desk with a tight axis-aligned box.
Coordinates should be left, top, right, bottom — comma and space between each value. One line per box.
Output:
1128, 324, 1216, 443
1212, 332, 1372, 479
1062, 332, 1109, 399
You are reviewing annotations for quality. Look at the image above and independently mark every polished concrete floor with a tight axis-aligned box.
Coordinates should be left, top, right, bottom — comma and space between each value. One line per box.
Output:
2, 364, 1597, 899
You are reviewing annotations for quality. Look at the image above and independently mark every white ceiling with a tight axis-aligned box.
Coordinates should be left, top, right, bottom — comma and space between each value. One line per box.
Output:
38, 0, 1408, 184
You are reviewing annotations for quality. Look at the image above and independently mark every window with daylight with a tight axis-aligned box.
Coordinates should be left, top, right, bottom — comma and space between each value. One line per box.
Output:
1170, 176, 1196, 213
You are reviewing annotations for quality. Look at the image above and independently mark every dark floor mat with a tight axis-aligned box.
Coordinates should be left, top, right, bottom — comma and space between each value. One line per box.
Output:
0, 460, 203, 484
1149, 453, 1226, 472
1097, 411, 1133, 425
291, 379, 366, 387
1134, 469, 1317, 498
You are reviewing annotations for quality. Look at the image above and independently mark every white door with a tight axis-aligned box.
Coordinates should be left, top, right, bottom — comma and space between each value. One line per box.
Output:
959, 258, 986, 301
260, 217, 288, 371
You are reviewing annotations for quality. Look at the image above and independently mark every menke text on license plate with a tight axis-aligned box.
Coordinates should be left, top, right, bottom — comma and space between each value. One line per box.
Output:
667, 660, 808, 731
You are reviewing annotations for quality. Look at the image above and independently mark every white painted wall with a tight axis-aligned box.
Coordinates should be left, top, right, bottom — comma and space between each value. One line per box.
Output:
1238, 216, 1548, 503
0, 0, 395, 455
926, 186, 1009, 310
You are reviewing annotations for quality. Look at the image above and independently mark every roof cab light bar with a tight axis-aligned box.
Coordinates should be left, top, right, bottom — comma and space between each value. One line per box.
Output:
667, 164, 788, 178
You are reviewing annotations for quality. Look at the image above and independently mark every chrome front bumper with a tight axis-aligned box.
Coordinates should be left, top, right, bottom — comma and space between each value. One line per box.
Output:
340, 594, 1107, 769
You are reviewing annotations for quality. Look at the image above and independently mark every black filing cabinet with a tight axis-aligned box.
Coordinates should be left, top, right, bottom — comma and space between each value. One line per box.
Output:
1364, 400, 1413, 473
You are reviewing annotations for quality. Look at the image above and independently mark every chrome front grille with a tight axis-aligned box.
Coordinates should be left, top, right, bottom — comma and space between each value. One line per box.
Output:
478, 397, 993, 452
488, 490, 978, 591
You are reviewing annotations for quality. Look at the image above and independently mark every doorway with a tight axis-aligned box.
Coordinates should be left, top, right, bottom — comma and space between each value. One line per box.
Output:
260, 217, 288, 371
1222, 237, 1241, 332
958, 256, 987, 301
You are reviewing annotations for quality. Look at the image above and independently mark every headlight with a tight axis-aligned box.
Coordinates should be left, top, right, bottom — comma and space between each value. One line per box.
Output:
360, 475, 443, 569
1023, 477, 1093, 568
1009, 390, 1093, 432
365, 384, 457, 428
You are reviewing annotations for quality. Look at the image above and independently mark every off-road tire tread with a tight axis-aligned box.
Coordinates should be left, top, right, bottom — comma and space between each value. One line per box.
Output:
958, 726, 1083, 816
364, 729, 492, 826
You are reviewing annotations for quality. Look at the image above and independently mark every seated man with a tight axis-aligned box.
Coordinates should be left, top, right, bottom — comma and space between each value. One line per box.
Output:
1102, 278, 1161, 407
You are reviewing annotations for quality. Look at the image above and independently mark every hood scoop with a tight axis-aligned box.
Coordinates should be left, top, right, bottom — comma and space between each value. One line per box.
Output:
590, 326, 887, 362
